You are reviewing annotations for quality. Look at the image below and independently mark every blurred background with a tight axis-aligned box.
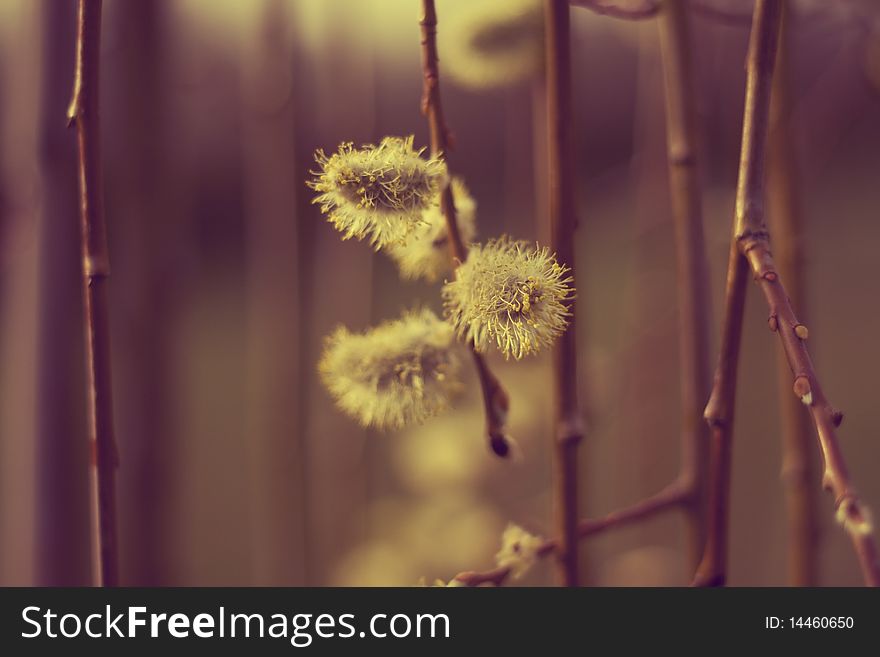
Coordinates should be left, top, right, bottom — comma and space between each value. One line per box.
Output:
1, 0, 879, 586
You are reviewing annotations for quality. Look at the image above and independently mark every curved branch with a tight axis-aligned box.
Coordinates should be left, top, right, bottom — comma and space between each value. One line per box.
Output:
419, 0, 512, 457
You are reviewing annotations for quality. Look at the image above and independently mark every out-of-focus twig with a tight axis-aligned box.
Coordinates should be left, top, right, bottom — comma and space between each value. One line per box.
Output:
419, 0, 512, 458
657, 0, 712, 573
696, 0, 879, 588
67, 0, 120, 587
766, 3, 820, 587
544, 0, 586, 587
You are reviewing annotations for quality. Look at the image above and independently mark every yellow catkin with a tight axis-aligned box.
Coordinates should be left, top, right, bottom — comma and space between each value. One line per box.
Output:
443, 237, 574, 359
386, 177, 478, 282
319, 308, 461, 430
443, 0, 544, 90
494, 523, 544, 580
308, 136, 447, 249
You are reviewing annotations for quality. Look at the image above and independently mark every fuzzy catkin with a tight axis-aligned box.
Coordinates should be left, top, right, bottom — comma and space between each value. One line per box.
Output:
443, 237, 574, 360
386, 177, 477, 282
443, 0, 543, 90
495, 523, 544, 580
308, 136, 447, 249
319, 308, 461, 430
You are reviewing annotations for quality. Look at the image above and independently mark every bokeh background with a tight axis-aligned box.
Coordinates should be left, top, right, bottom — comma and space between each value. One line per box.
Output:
1, 0, 879, 586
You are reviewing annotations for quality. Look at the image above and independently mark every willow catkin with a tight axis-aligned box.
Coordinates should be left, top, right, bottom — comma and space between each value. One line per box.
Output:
308, 136, 447, 249
386, 177, 477, 282
494, 523, 544, 580
442, 237, 574, 360
443, 0, 544, 90
319, 308, 461, 430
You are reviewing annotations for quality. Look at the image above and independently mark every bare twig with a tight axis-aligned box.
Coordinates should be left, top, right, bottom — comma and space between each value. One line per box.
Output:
696, 0, 879, 587
544, 0, 586, 587
452, 0, 713, 588
766, 4, 819, 586
693, 0, 781, 589
452, 482, 689, 586
419, 0, 512, 458
657, 0, 712, 573
68, 0, 120, 587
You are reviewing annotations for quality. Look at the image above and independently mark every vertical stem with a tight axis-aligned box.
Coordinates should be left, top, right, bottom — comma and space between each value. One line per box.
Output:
694, 0, 782, 588
241, 0, 307, 585
35, 0, 90, 585
767, 6, 819, 586
68, 0, 120, 587
112, 0, 173, 586
657, 0, 711, 574
419, 0, 511, 457
544, 0, 584, 587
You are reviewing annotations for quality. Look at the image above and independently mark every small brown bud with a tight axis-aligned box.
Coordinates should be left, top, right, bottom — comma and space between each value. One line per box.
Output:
792, 376, 811, 397
794, 324, 809, 340
768, 315, 778, 332
764, 271, 778, 282
793, 376, 812, 405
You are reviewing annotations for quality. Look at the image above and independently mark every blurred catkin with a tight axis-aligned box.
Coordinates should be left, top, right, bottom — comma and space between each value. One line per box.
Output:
495, 522, 544, 579
442, 0, 544, 90
318, 308, 461, 430
386, 177, 477, 282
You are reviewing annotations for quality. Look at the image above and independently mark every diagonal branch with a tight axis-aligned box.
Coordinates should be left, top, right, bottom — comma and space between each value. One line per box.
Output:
452, 481, 689, 586
693, 0, 782, 589
67, 0, 120, 587
418, 0, 512, 458
696, 0, 879, 587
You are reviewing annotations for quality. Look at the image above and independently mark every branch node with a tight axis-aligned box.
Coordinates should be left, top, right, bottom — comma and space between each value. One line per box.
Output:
767, 314, 778, 332
792, 375, 812, 405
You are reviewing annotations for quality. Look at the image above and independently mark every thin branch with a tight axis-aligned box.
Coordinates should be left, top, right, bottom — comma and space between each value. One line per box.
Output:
452, 0, 712, 589
452, 482, 689, 586
544, 0, 585, 587
766, 4, 819, 586
657, 0, 712, 573
67, 0, 120, 587
419, 0, 512, 457
693, 0, 781, 589
697, 0, 880, 587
